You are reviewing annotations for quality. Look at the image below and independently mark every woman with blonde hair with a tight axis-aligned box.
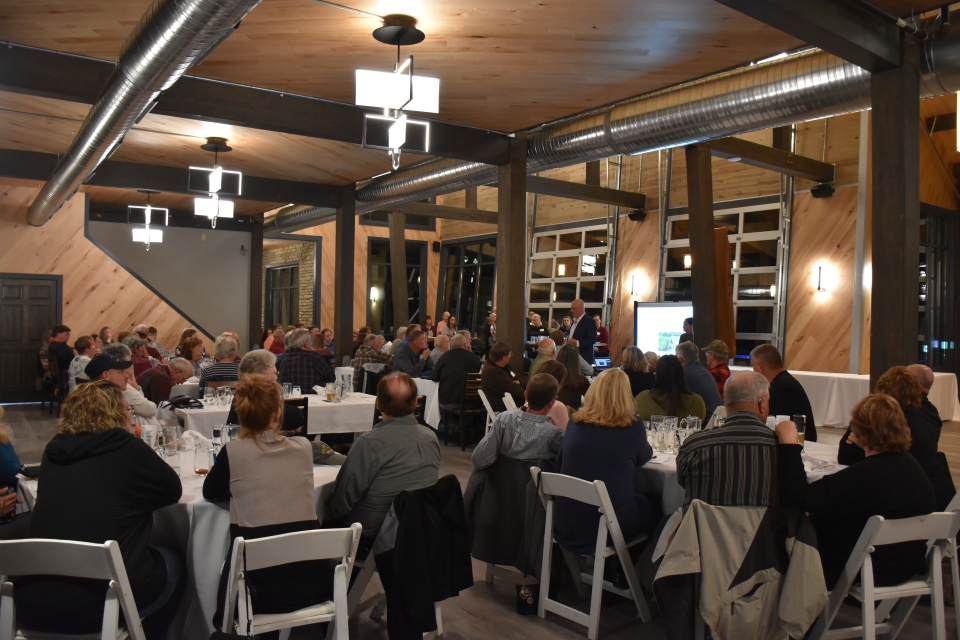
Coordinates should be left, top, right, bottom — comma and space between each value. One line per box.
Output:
837, 365, 955, 509
553, 369, 659, 554
776, 393, 936, 588
15, 380, 183, 638
621, 346, 655, 398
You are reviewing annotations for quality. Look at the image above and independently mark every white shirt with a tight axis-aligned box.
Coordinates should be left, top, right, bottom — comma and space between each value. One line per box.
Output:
570, 312, 585, 336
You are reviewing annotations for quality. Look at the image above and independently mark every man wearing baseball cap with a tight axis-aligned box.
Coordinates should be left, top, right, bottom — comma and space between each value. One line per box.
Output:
84, 353, 133, 391
704, 340, 731, 401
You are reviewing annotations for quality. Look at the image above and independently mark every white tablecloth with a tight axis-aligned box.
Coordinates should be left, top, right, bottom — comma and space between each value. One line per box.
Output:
415, 378, 441, 428
175, 393, 377, 437
18, 450, 341, 640
636, 440, 842, 515
171, 379, 200, 399
729, 367, 960, 426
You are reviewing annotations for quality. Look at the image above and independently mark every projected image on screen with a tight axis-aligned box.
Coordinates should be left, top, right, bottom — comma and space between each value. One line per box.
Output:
635, 302, 694, 357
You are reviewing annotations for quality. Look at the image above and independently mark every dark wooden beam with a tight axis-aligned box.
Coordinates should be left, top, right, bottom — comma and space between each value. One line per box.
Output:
772, 126, 792, 152
686, 145, 720, 361
333, 185, 356, 363
0, 43, 511, 166
521, 176, 645, 209
585, 161, 601, 187
704, 137, 835, 183
465, 187, 478, 210
390, 201, 497, 224
496, 131, 528, 373
0, 148, 341, 208
249, 214, 264, 352
712, 0, 901, 72
870, 42, 920, 389
389, 212, 409, 333
925, 112, 956, 134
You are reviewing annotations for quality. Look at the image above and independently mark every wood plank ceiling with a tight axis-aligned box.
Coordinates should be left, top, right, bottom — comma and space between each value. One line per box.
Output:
0, 0, 815, 214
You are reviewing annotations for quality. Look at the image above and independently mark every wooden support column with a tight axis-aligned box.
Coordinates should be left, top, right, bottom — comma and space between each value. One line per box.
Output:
870, 39, 920, 388
685, 145, 720, 361
248, 213, 263, 352
496, 131, 528, 372
333, 184, 356, 364
714, 228, 736, 358
772, 126, 792, 152
465, 187, 478, 210
388, 212, 409, 332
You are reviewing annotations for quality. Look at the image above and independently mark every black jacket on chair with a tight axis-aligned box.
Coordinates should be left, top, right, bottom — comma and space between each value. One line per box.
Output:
464, 457, 539, 566
375, 475, 473, 640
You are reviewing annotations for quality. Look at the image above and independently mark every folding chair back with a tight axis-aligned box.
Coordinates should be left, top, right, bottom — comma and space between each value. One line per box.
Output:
477, 389, 498, 433
0, 539, 146, 640
502, 394, 518, 412
223, 524, 361, 640
810, 512, 960, 640
531, 468, 652, 640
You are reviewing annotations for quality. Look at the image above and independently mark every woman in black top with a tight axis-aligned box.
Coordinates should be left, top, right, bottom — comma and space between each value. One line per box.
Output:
776, 393, 936, 589
15, 381, 183, 639
621, 346, 655, 398
837, 366, 955, 510
556, 343, 590, 409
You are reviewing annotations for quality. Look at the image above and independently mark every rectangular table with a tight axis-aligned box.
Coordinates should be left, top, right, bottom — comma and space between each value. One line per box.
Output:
415, 378, 441, 428
175, 393, 377, 437
729, 367, 960, 426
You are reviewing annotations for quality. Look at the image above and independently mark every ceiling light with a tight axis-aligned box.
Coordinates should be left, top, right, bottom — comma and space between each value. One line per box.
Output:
194, 195, 234, 225
191, 138, 239, 228
389, 113, 408, 150
209, 165, 223, 193
128, 190, 168, 251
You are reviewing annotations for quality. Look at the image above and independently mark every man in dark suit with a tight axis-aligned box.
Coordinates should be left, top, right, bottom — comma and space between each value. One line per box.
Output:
480, 342, 527, 412
750, 344, 817, 442
568, 299, 597, 365
431, 333, 482, 407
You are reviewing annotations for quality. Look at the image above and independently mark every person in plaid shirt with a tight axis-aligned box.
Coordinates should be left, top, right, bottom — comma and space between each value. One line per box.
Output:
277, 328, 335, 393
352, 333, 393, 392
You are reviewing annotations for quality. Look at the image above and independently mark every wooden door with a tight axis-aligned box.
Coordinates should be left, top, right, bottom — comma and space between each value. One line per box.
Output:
0, 275, 61, 402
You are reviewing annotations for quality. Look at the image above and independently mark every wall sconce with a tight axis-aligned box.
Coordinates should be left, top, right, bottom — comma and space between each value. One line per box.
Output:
816, 266, 825, 292
683, 254, 692, 269
557, 263, 566, 276
370, 287, 379, 303
630, 274, 638, 296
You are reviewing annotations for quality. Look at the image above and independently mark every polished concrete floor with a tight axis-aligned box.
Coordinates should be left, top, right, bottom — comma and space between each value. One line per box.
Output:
5, 402, 959, 639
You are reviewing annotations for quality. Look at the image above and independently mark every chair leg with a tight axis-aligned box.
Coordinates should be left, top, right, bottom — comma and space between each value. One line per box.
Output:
587, 543, 605, 640
559, 547, 588, 598
485, 563, 495, 584
950, 541, 960, 639
278, 629, 291, 640
932, 546, 947, 640
882, 596, 920, 640
434, 602, 443, 636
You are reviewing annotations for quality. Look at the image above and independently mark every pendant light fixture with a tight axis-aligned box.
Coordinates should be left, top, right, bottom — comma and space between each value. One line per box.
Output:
127, 189, 169, 251
190, 137, 242, 228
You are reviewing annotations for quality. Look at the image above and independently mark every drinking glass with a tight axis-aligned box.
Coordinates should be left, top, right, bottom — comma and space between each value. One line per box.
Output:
194, 445, 213, 477
162, 425, 181, 455
292, 386, 301, 399
680, 416, 701, 431
283, 382, 293, 399
0, 486, 17, 524
203, 387, 215, 406
792, 415, 806, 447
672, 428, 687, 454
226, 424, 240, 442
325, 383, 336, 402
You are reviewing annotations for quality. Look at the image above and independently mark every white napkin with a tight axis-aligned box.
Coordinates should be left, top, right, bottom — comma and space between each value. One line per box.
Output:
180, 430, 213, 449
802, 453, 835, 472
646, 454, 669, 465
187, 376, 200, 383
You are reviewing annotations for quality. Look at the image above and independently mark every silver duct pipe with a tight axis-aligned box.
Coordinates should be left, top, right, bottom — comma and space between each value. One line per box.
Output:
25, 0, 261, 226
351, 30, 960, 214
264, 204, 337, 234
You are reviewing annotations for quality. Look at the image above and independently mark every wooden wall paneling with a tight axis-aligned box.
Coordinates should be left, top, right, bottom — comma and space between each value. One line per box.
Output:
919, 121, 959, 211
783, 188, 858, 372
0, 178, 213, 353
794, 112, 862, 191
609, 212, 661, 364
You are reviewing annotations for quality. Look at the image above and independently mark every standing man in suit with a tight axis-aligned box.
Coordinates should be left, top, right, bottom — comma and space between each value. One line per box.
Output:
568, 299, 598, 365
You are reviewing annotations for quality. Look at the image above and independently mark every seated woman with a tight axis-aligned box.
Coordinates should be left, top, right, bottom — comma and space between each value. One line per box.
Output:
199, 335, 241, 394
67, 335, 97, 392
634, 354, 705, 421
556, 343, 591, 409
179, 335, 206, 378
554, 369, 659, 554
204, 374, 334, 633
776, 394, 936, 589
621, 346, 655, 398
530, 360, 572, 429
837, 366, 955, 510
14, 381, 183, 639
268, 328, 286, 355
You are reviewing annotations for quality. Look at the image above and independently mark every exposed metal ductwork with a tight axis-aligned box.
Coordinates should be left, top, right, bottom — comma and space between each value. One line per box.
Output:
264, 204, 338, 234
334, 28, 960, 218
25, 0, 261, 226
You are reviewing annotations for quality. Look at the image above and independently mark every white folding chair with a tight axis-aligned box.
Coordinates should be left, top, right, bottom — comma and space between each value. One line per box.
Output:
809, 512, 960, 640
531, 467, 652, 640
941, 492, 960, 639
477, 389, 499, 434
222, 524, 362, 640
502, 394, 518, 412
705, 405, 726, 429
0, 539, 146, 640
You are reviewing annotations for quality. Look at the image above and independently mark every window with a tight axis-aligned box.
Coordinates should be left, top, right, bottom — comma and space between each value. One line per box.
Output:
265, 263, 300, 328
367, 239, 427, 336
439, 239, 497, 336
661, 204, 784, 363
530, 223, 609, 326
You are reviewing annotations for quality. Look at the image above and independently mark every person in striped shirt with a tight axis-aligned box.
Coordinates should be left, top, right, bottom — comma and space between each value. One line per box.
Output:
198, 335, 240, 394
676, 371, 779, 509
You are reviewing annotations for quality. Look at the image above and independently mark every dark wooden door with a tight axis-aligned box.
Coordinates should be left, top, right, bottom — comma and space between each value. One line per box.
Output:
0, 275, 61, 402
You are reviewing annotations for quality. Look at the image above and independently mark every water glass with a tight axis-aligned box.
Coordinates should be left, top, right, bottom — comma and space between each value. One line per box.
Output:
792, 415, 806, 447
680, 416, 701, 431
283, 382, 293, 398
203, 387, 215, 406
194, 445, 213, 477
226, 424, 240, 442
334, 381, 344, 403
673, 428, 689, 454
162, 425, 181, 456
292, 385, 302, 399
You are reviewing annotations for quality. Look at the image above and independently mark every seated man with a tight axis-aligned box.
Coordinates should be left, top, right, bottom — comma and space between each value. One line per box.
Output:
145, 326, 167, 359
199, 335, 241, 394
430, 334, 450, 366
324, 372, 441, 536
676, 341, 722, 421
908, 363, 943, 444
47, 324, 75, 374
387, 326, 408, 356
278, 328, 335, 393
432, 333, 482, 407
529, 338, 556, 377
393, 329, 433, 378
472, 374, 564, 471
136, 357, 193, 404
104, 344, 157, 424
704, 339, 731, 402
134, 324, 164, 360
751, 344, 818, 442
84, 352, 131, 391
481, 342, 526, 412
352, 333, 394, 392
676, 371, 779, 508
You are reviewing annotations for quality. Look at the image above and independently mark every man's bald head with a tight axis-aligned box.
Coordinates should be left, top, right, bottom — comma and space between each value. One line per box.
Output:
376, 372, 418, 418
538, 338, 556, 357
907, 364, 934, 394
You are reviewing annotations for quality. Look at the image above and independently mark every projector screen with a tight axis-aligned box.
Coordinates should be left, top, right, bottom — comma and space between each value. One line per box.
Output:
634, 301, 694, 356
